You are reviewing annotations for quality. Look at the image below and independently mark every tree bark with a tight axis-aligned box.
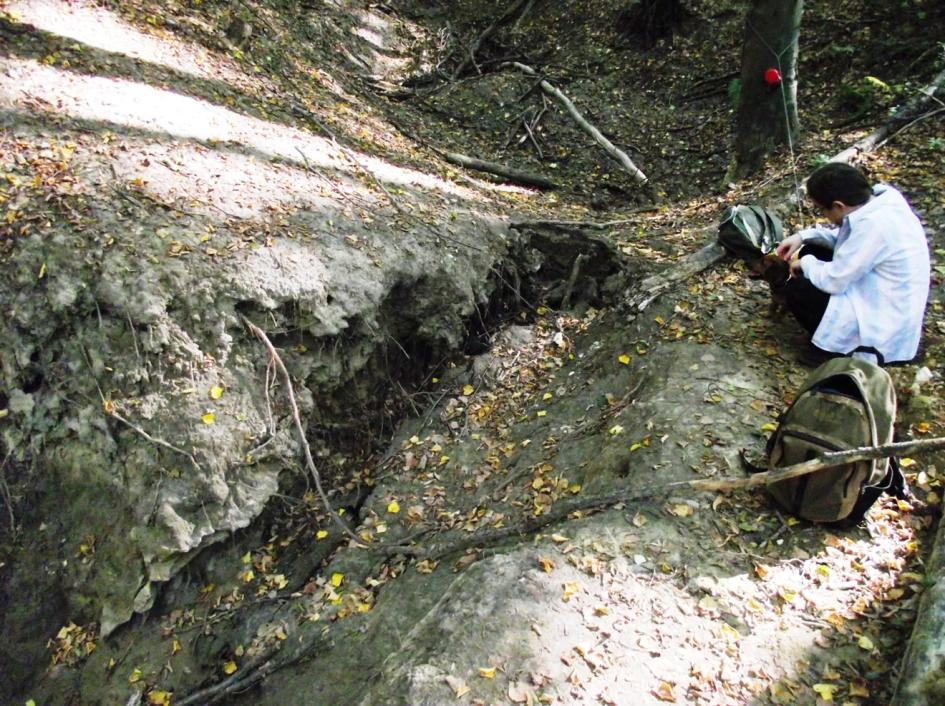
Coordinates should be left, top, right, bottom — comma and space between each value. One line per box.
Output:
729, 0, 803, 180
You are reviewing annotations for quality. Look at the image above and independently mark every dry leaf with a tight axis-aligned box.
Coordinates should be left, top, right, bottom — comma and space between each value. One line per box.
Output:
508, 682, 532, 703
562, 582, 579, 601
478, 666, 496, 679
443, 675, 470, 698
653, 681, 676, 702
811, 683, 835, 701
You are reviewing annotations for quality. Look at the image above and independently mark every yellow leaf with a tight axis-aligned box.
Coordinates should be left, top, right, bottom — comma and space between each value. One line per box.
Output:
562, 582, 579, 601
542, 392, 553, 401
38, 261, 47, 279
632, 512, 648, 527
761, 422, 777, 432
915, 422, 930, 434
550, 534, 569, 543
901, 457, 916, 468
536, 410, 547, 417
849, 680, 870, 698
538, 556, 554, 573
618, 354, 631, 365
885, 587, 905, 600
240, 569, 254, 582
387, 500, 400, 514
698, 596, 719, 612
201, 412, 215, 425
812, 683, 835, 701
857, 635, 875, 650
720, 623, 740, 643
129, 667, 142, 684
654, 316, 665, 326
171, 639, 182, 655
669, 504, 693, 517
462, 385, 474, 396
569, 483, 581, 494
147, 691, 172, 705
816, 564, 830, 578
209, 385, 224, 400
653, 681, 676, 702
223, 661, 238, 675
778, 587, 798, 603
316, 530, 328, 540
241, 552, 252, 564
630, 442, 642, 452
478, 666, 496, 679
331, 572, 344, 588
609, 424, 624, 435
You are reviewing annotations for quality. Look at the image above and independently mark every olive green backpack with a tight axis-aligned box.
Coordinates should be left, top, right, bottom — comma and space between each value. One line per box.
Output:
717, 204, 784, 262
762, 357, 906, 524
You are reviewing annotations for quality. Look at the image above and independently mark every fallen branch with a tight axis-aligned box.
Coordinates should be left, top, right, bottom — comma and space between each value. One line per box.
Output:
110, 411, 202, 472
623, 71, 945, 314
0, 450, 15, 534
829, 66, 945, 165
505, 62, 648, 184
452, 0, 533, 79
673, 436, 945, 493
421, 435, 945, 561
560, 253, 586, 309
441, 151, 558, 190
242, 317, 419, 556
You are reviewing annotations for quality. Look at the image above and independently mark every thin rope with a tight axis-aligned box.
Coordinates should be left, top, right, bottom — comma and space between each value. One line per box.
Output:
748, 21, 805, 222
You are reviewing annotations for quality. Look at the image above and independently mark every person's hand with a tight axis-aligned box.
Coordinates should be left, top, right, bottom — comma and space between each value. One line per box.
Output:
789, 257, 805, 278
776, 233, 803, 261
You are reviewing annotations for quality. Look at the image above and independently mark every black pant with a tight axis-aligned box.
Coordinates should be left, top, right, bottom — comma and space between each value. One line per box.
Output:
785, 244, 833, 337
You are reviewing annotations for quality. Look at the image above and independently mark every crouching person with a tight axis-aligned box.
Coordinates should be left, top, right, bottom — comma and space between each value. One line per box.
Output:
776, 163, 931, 366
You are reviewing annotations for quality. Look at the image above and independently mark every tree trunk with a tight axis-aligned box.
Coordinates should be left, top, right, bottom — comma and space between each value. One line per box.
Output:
729, 0, 803, 180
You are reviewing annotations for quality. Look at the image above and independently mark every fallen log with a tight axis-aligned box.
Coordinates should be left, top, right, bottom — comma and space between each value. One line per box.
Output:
505, 62, 649, 184
672, 436, 945, 493
441, 150, 558, 189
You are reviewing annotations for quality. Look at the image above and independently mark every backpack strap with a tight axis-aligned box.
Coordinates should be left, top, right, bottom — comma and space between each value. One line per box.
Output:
849, 345, 885, 367
842, 457, 909, 526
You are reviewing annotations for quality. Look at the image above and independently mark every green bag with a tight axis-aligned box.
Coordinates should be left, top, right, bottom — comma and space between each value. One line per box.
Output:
717, 204, 784, 262
764, 357, 905, 524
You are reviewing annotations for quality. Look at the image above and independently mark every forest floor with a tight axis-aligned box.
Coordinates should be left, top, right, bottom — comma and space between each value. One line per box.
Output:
2, 0, 945, 704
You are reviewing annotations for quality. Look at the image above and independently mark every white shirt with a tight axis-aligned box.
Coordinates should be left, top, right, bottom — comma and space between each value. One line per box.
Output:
798, 184, 930, 363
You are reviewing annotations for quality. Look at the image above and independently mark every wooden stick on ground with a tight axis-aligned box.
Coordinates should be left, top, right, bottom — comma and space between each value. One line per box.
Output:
673, 436, 945, 493
441, 151, 558, 189
242, 317, 421, 556
506, 62, 648, 184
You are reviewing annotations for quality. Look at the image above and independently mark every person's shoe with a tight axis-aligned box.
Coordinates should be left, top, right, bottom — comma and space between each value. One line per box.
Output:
795, 344, 835, 368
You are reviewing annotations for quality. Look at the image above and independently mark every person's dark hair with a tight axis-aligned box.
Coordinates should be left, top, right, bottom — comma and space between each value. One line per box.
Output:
806, 163, 872, 207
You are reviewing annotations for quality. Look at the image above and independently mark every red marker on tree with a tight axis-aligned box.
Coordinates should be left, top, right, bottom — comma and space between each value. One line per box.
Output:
764, 68, 783, 87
